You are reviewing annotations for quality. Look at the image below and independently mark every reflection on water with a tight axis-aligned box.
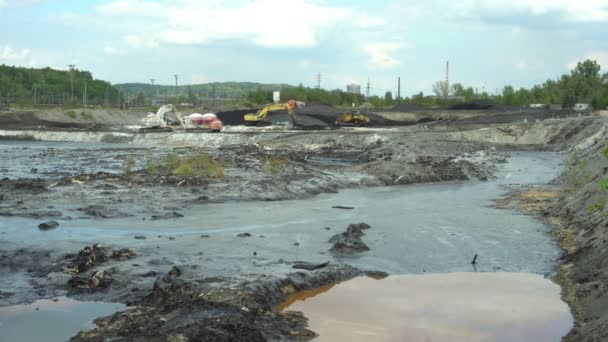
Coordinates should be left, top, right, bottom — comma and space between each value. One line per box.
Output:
279, 273, 573, 342
0, 297, 125, 342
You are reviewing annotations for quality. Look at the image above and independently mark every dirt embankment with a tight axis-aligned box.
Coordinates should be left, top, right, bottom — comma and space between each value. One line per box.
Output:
542, 121, 608, 341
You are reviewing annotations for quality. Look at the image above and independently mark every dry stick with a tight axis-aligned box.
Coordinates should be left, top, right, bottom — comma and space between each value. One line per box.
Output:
471, 254, 478, 265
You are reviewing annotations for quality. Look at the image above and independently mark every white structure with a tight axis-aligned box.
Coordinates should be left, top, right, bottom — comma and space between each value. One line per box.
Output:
273, 91, 280, 104
347, 84, 361, 95
530, 104, 545, 108
574, 103, 591, 111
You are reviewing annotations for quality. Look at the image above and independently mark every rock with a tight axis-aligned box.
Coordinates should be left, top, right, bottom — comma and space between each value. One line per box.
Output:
200, 234, 211, 238
237, 233, 252, 238
332, 206, 354, 210
293, 242, 300, 246
330, 239, 370, 254
329, 223, 372, 255
65, 244, 109, 274
68, 270, 112, 291
292, 261, 330, 270
111, 248, 137, 260
134, 235, 147, 240
77, 205, 130, 219
38, 220, 59, 231
151, 212, 184, 220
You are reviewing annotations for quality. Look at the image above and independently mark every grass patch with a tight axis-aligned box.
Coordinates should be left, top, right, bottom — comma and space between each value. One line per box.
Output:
564, 150, 592, 192
145, 152, 157, 175
80, 111, 94, 121
65, 110, 77, 119
161, 152, 224, 179
263, 156, 289, 173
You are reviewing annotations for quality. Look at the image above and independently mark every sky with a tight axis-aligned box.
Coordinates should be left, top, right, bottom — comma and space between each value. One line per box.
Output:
0, 0, 608, 96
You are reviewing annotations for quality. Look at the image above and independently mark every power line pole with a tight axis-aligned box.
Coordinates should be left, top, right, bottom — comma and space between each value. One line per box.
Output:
150, 79, 155, 105
83, 76, 87, 110
68, 65, 75, 105
445, 60, 450, 100
366, 78, 370, 99
397, 77, 401, 100
42, 78, 46, 105
174, 74, 178, 97
316, 72, 322, 89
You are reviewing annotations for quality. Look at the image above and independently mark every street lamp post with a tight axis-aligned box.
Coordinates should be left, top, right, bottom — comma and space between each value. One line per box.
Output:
69, 65, 75, 105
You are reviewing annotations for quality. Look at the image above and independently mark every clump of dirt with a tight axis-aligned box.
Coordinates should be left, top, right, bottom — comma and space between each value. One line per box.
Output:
329, 223, 372, 254
494, 187, 560, 213
71, 264, 369, 341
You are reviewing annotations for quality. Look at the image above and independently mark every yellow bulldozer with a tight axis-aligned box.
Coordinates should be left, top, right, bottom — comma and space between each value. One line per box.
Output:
335, 112, 371, 127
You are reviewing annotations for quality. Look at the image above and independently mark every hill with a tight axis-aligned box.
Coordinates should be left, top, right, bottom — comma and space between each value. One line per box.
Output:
114, 82, 288, 100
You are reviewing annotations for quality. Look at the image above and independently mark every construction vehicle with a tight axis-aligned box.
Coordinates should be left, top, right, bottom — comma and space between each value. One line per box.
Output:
139, 104, 177, 132
335, 111, 371, 127
244, 100, 297, 128
139, 104, 223, 133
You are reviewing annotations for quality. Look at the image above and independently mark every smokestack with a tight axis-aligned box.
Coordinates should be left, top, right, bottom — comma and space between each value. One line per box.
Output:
397, 77, 401, 100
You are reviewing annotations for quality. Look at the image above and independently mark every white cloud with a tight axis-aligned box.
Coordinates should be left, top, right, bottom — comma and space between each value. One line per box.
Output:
515, 60, 529, 70
365, 43, 404, 69
96, 0, 166, 17
298, 60, 312, 69
395, 0, 608, 24
96, 0, 380, 48
0, 0, 7, 10
1, 45, 31, 61
0, 45, 52, 68
122, 34, 158, 49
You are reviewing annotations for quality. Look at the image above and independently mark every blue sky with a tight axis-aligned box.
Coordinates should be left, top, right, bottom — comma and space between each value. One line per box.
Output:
1, 0, 607, 96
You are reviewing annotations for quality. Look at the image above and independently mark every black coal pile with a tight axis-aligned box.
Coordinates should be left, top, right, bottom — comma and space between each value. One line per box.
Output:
448, 100, 494, 110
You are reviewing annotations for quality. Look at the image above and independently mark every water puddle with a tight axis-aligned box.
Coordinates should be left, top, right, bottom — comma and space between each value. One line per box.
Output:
279, 272, 572, 342
0, 297, 126, 342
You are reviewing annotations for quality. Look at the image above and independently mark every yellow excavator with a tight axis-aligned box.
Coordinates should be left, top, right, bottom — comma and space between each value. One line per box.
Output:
244, 100, 297, 127
335, 111, 371, 127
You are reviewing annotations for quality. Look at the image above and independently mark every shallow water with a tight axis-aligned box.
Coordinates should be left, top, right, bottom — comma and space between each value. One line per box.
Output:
280, 273, 573, 342
0, 140, 154, 179
0, 152, 564, 276
0, 297, 125, 342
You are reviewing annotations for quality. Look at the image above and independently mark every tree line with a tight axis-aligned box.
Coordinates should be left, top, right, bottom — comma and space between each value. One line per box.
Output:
429, 59, 608, 109
245, 84, 365, 107
0, 65, 121, 107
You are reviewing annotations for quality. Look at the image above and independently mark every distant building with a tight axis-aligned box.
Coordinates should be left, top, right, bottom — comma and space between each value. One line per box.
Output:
529, 104, 545, 108
549, 104, 563, 110
346, 84, 361, 94
574, 103, 591, 111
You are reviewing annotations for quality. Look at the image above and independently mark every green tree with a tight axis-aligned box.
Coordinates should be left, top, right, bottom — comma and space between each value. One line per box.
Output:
384, 91, 394, 106
502, 85, 515, 105
450, 83, 465, 96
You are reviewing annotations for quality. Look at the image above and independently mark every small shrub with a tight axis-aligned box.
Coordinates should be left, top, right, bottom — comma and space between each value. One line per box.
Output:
173, 163, 195, 177
163, 153, 180, 171
587, 197, 608, 214
80, 111, 94, 121
65, 110, 76, 119
263, 156, 289, 173
565, 151, 591, 192
161, 152, 224, 179
145, 152, 157, 175
123, 155, 136, 178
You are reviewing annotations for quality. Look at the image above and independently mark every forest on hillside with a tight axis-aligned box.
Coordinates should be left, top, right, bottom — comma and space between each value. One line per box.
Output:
0, 65, 119, 106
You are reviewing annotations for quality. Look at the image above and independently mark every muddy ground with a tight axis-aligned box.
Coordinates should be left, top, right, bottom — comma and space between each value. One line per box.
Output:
1, 109, 607, 341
